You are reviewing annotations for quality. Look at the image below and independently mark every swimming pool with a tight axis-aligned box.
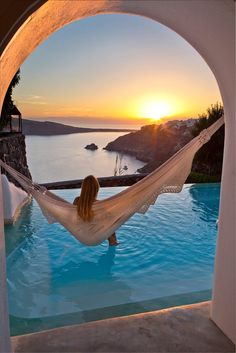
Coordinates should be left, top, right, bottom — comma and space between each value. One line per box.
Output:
5, 183, 220, 335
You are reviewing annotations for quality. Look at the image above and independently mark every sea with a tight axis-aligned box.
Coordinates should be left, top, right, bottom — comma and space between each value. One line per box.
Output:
25, 118, 145, 183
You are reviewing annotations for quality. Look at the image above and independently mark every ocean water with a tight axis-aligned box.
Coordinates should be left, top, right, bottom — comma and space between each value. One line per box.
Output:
5, 184, 220, 335
26, 117, 144, 130
25, 132, 145, 183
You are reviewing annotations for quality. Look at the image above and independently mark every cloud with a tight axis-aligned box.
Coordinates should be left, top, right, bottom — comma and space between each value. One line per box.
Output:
17, 94, 47, 105
32, 101, 47, 105
19, 100, 47, 105
29, 95, 44, 100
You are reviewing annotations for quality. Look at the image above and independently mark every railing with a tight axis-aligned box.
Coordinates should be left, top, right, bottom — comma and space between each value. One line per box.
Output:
41, 173, 149, 190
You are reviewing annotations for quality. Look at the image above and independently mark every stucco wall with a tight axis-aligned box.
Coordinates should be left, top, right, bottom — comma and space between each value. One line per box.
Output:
0, 1, 235, 350
0, 134, 31, 352
2, 174, 29, 224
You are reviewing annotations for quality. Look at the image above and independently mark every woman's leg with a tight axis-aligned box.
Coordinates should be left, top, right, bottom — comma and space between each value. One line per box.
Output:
108, 233, 118, 246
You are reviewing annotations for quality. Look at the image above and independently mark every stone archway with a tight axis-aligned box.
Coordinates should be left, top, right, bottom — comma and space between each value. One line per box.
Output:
0, 1, 235, 351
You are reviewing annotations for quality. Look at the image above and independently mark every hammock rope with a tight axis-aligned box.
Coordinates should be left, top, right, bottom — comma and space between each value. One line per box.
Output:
0, 117, 224, 245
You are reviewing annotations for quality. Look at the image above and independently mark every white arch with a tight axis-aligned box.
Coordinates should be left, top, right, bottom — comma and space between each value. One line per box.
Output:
0, 1, 235, 351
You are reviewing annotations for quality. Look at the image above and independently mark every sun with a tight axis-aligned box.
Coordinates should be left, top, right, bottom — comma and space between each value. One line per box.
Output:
140, 101, 173, 122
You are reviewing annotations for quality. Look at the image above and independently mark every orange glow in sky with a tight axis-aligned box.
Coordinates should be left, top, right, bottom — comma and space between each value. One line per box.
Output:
140, 101, 172, 121
135, 97, 180, 122
14, 15, 222, 125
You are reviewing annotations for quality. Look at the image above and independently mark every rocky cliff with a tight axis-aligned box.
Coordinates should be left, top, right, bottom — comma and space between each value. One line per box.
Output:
105, 119, 197, 173
0, 133, 31, 186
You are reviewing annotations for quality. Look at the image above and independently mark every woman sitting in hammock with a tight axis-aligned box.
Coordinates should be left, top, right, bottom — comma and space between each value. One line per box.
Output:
73, 175, 118, 246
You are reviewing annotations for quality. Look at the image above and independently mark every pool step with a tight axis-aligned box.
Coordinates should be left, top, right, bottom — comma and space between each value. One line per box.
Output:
11, 301, 235, 353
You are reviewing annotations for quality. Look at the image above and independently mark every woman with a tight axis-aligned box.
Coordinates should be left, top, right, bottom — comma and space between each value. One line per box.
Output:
73, 175, 118, 246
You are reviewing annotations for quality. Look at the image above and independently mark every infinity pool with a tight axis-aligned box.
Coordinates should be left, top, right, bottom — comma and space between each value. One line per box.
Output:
5, 183, 220, 335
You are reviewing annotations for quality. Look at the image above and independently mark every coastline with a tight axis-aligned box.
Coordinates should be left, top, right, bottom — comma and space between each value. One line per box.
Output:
21, 119, 135, 136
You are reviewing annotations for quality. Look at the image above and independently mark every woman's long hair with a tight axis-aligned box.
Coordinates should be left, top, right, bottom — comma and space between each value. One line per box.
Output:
76, 175, 100, 222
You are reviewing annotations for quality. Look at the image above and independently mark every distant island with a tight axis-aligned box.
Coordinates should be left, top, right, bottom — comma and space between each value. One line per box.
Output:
85, 143, 98, 150
21, 119, 134, 135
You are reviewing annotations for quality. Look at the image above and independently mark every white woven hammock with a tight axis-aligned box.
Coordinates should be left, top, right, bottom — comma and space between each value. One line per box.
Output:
0, 117, 224, 246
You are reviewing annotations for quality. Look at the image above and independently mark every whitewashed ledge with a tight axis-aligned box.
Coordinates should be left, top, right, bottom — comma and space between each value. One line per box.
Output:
1, 174, 30, 224
11, 302, 235, 353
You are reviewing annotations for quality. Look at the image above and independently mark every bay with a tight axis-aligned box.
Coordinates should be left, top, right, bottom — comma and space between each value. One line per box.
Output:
25, 132, 145, 183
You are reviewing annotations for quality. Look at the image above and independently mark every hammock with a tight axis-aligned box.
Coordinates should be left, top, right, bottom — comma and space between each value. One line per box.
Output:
0, 117, 224, 246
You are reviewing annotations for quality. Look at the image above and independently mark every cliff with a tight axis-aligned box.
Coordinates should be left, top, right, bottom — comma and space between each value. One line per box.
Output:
105, 119, 196, 173
0, 133, 32, 186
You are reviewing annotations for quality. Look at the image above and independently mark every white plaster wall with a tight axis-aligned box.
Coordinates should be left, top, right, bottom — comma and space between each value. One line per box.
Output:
1, 174, 29, 223
0, 0, 235, 346
0, 178, 11, 352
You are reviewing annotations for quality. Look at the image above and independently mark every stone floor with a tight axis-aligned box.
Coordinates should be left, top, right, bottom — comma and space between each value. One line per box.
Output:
12, 301, 235, 353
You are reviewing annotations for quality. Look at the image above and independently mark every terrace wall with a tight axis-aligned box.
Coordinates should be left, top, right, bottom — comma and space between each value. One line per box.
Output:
0, 134, 31, 185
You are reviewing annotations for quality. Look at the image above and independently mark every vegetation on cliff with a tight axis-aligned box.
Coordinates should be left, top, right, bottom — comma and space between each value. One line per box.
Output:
0, 70, 21, 131
191, 103, 224, 179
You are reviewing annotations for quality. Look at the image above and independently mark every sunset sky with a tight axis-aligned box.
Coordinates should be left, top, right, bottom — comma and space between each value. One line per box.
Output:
14, 14, 221, 126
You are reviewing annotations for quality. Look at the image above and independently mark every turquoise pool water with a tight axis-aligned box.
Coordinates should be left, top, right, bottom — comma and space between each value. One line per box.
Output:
5, 183, 220, 335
